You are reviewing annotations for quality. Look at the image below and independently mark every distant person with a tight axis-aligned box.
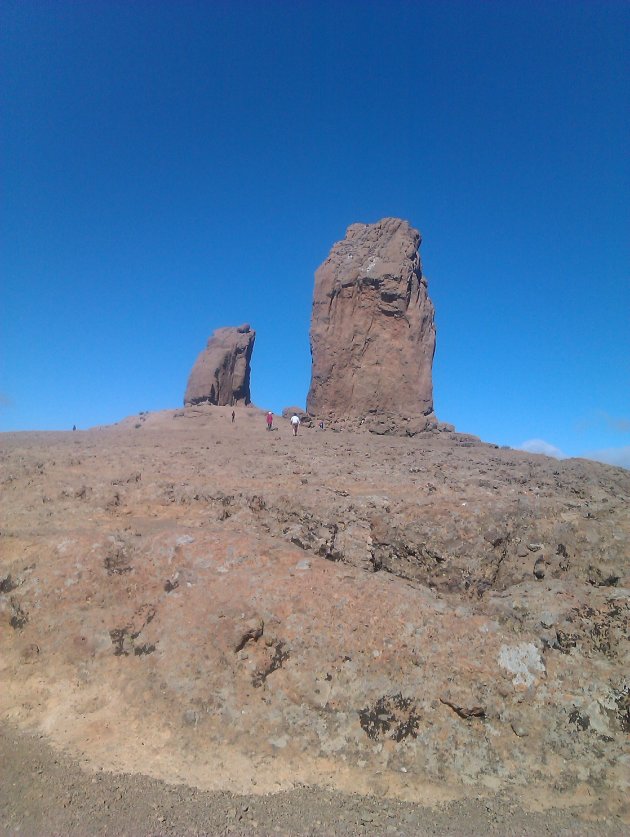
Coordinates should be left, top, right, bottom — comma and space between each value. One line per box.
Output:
266, 411, 273, 431
318, 420, 324, 430
231, 410, 235, 423
290, 413, 301, 436
72, 425, 76, 431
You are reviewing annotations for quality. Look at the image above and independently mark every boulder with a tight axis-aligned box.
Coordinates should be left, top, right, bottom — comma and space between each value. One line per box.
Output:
306, 218, 436, 421
184, 324, 255, 407
282, 406, 313, 427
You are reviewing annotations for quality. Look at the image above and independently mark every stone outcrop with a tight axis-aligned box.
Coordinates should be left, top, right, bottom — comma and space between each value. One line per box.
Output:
184, 324, 255, 407
307, 218, 436, 424
3, 416, 629, 816
281, 406, 312, 427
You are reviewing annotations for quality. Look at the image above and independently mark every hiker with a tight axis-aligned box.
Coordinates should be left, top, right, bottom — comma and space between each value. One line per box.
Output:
318, 420, 324, 430
290, 413, 301, 436
231, 410, 235, 423
266, 411, 273, 431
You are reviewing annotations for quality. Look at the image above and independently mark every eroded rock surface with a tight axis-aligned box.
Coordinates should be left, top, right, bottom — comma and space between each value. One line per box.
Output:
184, 324, 255, 407
307, 218, 436, 426
1, 410, 629, 824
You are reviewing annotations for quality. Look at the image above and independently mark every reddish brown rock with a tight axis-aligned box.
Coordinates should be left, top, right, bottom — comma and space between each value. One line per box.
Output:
281, 406, 312, 427
307, 218, 436, 422
184, 324, 255, 407
1, 410, 629, 818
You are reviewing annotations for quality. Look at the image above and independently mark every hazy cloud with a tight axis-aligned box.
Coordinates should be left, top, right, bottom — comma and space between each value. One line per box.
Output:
517, 439, 566, 459
583, 446, 630, 470
576, 411, 630, 434
604, 415, 630, 433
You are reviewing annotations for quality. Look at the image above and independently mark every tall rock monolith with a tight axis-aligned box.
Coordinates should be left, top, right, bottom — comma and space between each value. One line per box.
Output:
184, 324, 255, 407
306, 218, 436, 427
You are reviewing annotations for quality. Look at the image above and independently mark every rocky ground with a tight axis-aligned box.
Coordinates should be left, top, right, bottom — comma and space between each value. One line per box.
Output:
1, 405, 629, 834
2, 721, 624, 836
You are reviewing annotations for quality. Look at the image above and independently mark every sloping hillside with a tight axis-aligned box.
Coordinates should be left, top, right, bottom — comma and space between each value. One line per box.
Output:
1, 406, 628, 830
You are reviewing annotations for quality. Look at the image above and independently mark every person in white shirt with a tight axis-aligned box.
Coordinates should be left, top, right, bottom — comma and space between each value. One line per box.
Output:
290, 414, 300, 436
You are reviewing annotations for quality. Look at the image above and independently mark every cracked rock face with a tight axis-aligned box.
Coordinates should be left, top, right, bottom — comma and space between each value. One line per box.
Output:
307, 218, 436, 422
184, 324, 255, 407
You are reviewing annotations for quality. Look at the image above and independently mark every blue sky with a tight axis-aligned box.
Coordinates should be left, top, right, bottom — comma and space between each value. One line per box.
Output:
2, 1, 629, 465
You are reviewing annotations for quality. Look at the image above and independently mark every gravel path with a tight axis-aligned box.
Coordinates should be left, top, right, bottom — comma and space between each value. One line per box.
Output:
1, 723, 624, 837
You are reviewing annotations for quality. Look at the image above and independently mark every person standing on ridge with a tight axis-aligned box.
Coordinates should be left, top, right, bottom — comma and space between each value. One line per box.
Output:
266, 411, 273, 431
231, 410, 235, 423
290, 413, 301, 436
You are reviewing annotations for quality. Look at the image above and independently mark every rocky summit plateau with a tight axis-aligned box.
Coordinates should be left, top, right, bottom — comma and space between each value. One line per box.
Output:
1, 220, 629, 835
1, 409, 629, 834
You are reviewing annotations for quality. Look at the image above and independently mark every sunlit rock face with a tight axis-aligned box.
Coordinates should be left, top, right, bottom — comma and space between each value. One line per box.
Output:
184, 324, 255, 407
307, 218, 436, 425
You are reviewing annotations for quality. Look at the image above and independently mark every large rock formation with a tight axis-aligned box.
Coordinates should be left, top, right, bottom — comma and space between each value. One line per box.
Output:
184, 324, 255, 407
307, 218, 436, 425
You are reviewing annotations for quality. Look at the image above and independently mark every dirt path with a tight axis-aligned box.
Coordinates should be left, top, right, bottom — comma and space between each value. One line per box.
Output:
1, 723, 624, 836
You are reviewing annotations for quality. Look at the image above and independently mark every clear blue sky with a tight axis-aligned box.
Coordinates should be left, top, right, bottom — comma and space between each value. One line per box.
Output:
2, 1, 629, 465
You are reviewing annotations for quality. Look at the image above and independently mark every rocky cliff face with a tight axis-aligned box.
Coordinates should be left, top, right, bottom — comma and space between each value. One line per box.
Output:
184, 324, 255, 407
307, 218, 436, 424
